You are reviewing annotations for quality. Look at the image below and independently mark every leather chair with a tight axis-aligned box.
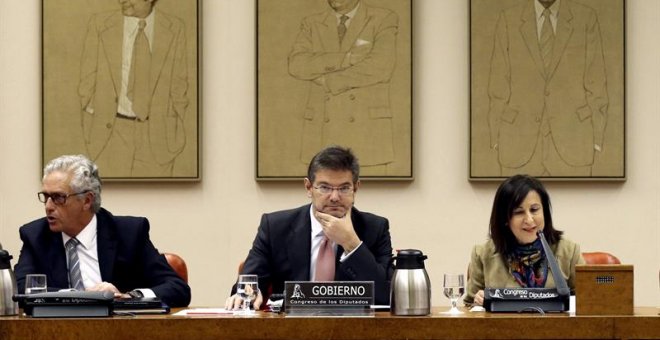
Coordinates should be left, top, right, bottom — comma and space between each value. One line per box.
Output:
163, 253, 189, 283
581, 252, 621, 265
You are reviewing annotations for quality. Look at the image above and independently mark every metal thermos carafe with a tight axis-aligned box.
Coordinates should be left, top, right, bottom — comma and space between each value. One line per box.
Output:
0, 249, 18, 316
390, 249, 430, 316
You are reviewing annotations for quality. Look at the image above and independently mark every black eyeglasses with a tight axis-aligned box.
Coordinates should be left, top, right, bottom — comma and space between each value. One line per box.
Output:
37, 191, 90, 205
313, 185, 354, 196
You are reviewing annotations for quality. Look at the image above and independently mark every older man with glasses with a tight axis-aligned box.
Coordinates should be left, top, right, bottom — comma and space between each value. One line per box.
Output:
226, 145, 394, 310
14, 154, 191, 307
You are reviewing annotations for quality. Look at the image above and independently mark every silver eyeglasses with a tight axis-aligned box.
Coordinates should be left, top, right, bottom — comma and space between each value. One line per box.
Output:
37, 191, 90, 205
313, 185, 354, 195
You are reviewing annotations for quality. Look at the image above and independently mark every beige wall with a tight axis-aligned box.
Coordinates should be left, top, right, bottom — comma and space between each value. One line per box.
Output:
0, 0, 658, 308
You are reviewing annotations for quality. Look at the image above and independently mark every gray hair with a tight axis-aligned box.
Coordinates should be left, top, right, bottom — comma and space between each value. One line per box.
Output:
43, 155, 102, 213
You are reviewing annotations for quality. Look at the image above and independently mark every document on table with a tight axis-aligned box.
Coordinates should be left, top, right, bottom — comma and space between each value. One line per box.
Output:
173, 308, 234, 316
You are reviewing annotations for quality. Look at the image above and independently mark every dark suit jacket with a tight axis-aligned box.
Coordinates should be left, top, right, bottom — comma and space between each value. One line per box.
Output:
14, 208, 191, 307
238, 204, 393, 305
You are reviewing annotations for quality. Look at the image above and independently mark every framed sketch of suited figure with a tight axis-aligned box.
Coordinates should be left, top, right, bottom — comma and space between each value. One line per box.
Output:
256, 0, 412, 180
42, 0, 200, 181
470, 0, 625, 181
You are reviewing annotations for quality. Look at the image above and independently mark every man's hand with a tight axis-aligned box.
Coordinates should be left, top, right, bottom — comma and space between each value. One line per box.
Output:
86, 281, 127, 298
314, 209, 361, 253
224, 291, 264, 311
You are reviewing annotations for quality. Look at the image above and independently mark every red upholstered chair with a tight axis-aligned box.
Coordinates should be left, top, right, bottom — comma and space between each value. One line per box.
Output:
582, 252, 621, 265
163, 253, 189, 283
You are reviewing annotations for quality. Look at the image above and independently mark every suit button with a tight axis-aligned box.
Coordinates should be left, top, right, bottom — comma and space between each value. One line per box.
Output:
325, 66, 335, 72
349, 94, 355, 100
324, 118, 330, 123
545, 91, 550, 97
325, 95, 330, 101
535, 117, 541, 122
349, 117, 355, 122
106, 123, 113, 129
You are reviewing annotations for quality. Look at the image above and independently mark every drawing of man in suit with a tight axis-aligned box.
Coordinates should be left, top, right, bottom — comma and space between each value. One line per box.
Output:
488, 0, 608, 176
78, 0, 188, 177
288, 0, 398, 173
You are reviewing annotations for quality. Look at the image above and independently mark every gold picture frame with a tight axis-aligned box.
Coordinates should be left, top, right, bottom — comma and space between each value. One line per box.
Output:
256, 0, 412, 180
470, 0, 625, 180
42, 0, 200, 181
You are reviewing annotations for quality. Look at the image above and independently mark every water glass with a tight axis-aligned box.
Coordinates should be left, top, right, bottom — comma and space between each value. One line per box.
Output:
441, 273, 465, 315
25, 274, 47, 294
236, 274, 259, 315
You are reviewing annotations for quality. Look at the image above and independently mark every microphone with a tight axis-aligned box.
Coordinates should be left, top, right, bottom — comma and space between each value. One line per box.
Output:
483, 230, 569, 313
537, 230, 570, 296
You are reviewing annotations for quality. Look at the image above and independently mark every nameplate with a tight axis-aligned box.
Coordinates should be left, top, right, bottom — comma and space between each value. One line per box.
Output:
486, 288, 561, 300
284, 281, 374, 316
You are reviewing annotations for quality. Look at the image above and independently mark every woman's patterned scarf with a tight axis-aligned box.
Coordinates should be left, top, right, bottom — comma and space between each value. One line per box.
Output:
507, 238, 548, 288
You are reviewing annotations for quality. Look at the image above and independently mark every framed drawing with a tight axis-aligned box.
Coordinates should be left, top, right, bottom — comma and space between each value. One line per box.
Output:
256, 0, 412, 180
470, 0, 625, 180
42, 0, 200, 181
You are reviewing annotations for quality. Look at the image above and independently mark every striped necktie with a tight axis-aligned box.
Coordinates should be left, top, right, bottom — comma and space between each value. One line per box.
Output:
66, 238, 85, 290
539, 8, 555, 75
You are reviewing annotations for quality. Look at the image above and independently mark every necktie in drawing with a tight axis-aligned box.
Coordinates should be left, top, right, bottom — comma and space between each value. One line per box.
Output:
127, 19, 151, 120
314, 236, 335, 281
66, 238, 84, 290
539, 9, 554, 75
338, 15, 349, 43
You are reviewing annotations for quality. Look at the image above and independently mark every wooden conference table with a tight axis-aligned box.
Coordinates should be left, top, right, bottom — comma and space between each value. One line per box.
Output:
0, 307, 658, 340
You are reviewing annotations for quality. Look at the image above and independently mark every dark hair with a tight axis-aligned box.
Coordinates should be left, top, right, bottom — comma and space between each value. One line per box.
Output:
307, 146, 359, 184
489, 174, 563, 257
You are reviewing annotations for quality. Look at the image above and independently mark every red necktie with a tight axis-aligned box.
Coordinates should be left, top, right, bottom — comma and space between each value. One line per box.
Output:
315, 236, 335, 281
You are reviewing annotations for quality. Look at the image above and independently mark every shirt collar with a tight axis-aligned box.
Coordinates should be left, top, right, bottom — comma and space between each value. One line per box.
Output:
535, 0, 560, 20
125, 9, 155, 32
309, 205, 324, 238
62, 214, 97, 250
334, 2, 360, 23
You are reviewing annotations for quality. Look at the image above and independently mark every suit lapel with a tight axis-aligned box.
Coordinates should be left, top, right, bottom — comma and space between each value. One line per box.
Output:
340, 3, 368, 51
287, 206, 313, 280
48, 233, 69, 288
546, 2, 574, 79
320, 11, 341, 52
95, 209, 117, 282
149, 10, 174, 94
99, 12, 124, 97
519, 2, 546, 78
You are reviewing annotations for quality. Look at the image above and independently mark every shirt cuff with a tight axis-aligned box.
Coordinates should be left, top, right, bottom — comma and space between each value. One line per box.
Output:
135, 288, 156, 298
339, 241, 363, 262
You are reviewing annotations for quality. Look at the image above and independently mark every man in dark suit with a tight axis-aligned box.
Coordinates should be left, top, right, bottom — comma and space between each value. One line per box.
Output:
14, 155, 190, 307
226, 146, 393, 309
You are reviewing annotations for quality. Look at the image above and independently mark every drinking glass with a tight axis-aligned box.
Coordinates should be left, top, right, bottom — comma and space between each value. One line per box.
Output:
236, 274, 259, 315
441, 273, 465, 315
25, 274, 47, 294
